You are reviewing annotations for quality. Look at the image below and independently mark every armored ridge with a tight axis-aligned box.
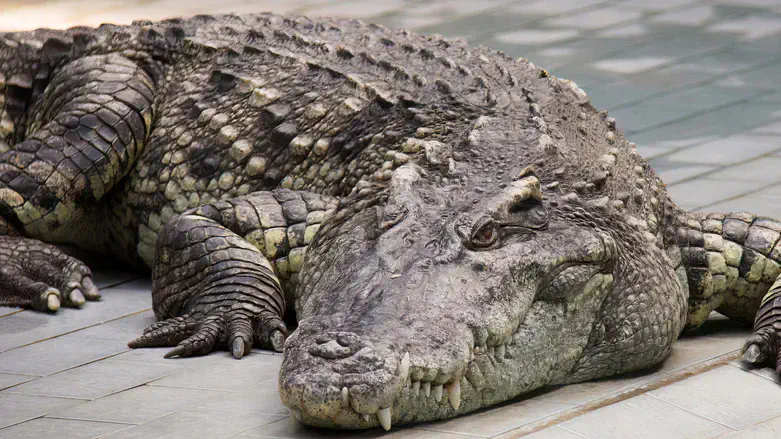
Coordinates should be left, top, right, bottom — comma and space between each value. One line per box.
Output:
0, 12, 780, 431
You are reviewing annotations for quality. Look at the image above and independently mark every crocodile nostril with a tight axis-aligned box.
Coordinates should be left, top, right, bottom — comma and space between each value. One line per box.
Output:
308, 339, 354, 359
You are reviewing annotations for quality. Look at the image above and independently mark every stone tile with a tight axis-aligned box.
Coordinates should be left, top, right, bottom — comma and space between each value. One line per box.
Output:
0, 373, 35, 390
542, 7, 643, 30
66, 310, 157, 343
650, 365, 781, 430
377, 1, 510, 32
592, 56, 672, 75
533, 373, 653, 406
521, 426, 586, 439
705, 194, 781, 218
596, 23, 649, 38
753, 121, 781, 134
231, 416, 363, 438
730, 359, 780, 384
195, 388, 289, 416
609, 103, 692, 134
0, 393, 83, 429
708, 157, 781, 183
708, 17, 781, 41
100, 407, 284, 439
0, 417, 129, 439
419, 398, 575, 437
651, 5, 716, 26
0, 279, 153, 353
628, 99, 781, 145
507, 0, 608, 16
49, 384, 225, 424
303, 0, 406, 20
149, 353, 281, 391
721, 414, 781, 439
559, 394, 731, 439
664, 134, 781, 166
667, 179, 763, 210
6, 358, 183, 400
653, 163, 717, 185
622, 0, 700, 12
0, 335, 128, 376
109, 345, 234, 367
657, 334, 742, 372
494, 29, 580, 46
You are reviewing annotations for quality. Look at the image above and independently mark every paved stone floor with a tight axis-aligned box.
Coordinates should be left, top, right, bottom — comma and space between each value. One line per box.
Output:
2, 0, 781, 438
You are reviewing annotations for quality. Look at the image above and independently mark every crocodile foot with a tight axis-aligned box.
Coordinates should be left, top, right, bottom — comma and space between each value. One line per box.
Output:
742, 283, 781, 374
0, 236, 101, 311
128, 306, 287, 359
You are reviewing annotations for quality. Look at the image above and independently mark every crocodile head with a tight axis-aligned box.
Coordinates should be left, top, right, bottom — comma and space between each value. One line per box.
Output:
278, 119, 681, 429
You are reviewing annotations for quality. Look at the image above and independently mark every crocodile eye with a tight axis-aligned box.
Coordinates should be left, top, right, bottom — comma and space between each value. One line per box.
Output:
471, 218, 498, 248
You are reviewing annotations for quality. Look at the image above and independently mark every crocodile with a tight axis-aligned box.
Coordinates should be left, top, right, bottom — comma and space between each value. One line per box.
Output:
1, 12, 780, 431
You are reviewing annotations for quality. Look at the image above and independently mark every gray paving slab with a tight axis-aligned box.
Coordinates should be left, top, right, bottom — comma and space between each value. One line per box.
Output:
706, 156, 781, 183
5, 358, 184, 400
148, 352, 281, 391
230, 415, 363, 438
108, 344, 235, 367
0, 334, 129, 376
559, 394, 732, 439
419, 398, 576, 437
0, 279, 153, 353
649, 364, 781, 430
49, 384, 226, 424
66, 309, 156, 344
100, 407, 285, 439
521, 426, 586, 439
195, 388, 290, 416
663, 133, 781, 166
754, 121, 781, 135
0, 393, 84, 429
0, 417, 130, 439
621, 0, 701, 12
721, 414, 781, 438
0, 373, 35, 391
653, 163, 718, 185
666, 179, 764, 210
706, 194, 781, 219
542, 6, 644, 31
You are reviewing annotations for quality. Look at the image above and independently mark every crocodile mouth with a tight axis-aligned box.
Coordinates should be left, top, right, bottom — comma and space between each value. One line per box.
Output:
280, 261, 613, 430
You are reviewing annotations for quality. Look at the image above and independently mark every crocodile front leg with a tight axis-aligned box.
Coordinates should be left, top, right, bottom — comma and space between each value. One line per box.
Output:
0, 53, 155, 311
129, 189, 337, 358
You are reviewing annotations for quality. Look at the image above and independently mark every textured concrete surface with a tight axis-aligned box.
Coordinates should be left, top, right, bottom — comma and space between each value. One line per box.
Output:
1, 0, 781, 438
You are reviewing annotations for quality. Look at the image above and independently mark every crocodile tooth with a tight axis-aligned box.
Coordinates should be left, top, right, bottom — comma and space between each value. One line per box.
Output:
412, 380, 421, 396
363, 413, 371, 422
399, 352, 410, 381
422, 381, 431, 397
449, 381, 461, 410
496, 344, 506, 359
433, 384, 443, 402
377, 407, 392, 431
341, 387, 350, 408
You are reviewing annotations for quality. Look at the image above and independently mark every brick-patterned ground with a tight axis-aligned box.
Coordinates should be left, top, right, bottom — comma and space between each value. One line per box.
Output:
1, 1, 781, 438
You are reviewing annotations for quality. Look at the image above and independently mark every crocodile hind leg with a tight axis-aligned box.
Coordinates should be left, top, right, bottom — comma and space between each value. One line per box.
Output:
129, 189, 337, 358
676, 212, 781, 375
0, 53, 155, 311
